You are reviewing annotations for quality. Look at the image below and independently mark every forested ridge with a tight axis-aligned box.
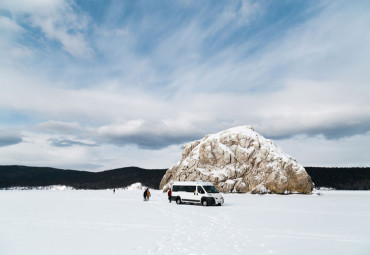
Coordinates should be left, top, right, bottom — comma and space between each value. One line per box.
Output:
0, 165, 166, 189
305, 167, 370, 190
0, 165, 369, 190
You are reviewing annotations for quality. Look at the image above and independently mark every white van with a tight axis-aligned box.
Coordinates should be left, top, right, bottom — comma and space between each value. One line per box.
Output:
171, 181, 224, 206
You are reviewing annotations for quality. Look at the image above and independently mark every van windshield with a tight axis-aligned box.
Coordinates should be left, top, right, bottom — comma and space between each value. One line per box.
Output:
203, 185, 219, 193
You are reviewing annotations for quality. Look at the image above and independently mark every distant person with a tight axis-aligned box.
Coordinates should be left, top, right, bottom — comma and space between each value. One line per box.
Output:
168, 189, 172, 203
143, 189, 147, 201
113, 188, 115, 194
146, 188, 151, 201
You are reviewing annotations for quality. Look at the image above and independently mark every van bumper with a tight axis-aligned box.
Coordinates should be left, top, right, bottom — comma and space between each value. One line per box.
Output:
207, 197, 224, 205
214, 197, 224, 205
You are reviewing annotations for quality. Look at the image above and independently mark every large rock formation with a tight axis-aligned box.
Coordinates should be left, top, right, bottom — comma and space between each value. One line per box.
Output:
160, 126, 313, 194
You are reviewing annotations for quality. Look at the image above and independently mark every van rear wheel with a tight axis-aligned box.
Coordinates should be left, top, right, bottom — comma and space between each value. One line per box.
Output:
176, 197, 181, 204
202, 199, 208, 206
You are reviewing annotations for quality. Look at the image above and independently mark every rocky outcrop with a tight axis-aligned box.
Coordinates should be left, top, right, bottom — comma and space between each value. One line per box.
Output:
160, 126, 313, 194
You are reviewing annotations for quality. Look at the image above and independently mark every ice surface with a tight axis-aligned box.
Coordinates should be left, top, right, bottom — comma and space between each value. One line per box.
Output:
0, 190, 369, 255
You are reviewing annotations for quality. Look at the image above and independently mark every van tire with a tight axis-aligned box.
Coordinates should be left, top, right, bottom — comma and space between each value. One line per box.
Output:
202, 199, 208, 206
176, 197, 181, 204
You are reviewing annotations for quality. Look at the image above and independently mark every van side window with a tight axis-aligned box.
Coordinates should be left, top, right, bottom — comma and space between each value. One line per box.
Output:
198, 186, 205, 194
185, 186, 196, 192
173, 185, 199, 192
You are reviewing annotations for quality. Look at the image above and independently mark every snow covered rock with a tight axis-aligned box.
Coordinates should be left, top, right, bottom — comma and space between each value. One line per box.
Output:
160, 126, 313, 194
1, 185, 75, 190
124, 182, 146, 190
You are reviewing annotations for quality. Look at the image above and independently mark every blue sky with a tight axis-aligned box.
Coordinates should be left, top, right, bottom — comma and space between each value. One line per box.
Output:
0, 0, 370, 170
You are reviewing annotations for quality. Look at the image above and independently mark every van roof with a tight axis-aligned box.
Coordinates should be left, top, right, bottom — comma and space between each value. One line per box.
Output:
173, 181, 214, 186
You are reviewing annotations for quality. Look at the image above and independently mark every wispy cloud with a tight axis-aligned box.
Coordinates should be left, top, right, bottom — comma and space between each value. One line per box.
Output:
34, 120, 81, 134
94, 119, 203, 149
0, 0, 94, 58
0, 16, 24, 32
48, 137, 97, 148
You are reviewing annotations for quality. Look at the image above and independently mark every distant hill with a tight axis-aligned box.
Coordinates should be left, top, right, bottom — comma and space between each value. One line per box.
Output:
0, 165, 166, 189
0, 165, 369, 190
305, 167, 370, 190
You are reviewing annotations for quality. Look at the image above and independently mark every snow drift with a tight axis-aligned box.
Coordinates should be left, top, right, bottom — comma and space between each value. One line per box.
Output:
160, 126, 313, 194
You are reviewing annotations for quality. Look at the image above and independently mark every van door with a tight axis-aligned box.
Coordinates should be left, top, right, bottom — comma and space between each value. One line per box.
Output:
181, 185, 196, 203
197, 186, 205, 203
189, 185, 197, 203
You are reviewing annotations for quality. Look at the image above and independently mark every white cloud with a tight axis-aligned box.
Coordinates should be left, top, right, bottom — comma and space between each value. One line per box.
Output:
220, 0, 260, 27
1, 66, 369, 144
33, 120, 81, 134
0, 132, 102, 170
0, 131, 178, 170
0, 0, 94, 58
0, 16, 24, 32
276, 132, 370, 167
9, 46, 34, 58
0, 0, 66, 14
93, 119, 203, 149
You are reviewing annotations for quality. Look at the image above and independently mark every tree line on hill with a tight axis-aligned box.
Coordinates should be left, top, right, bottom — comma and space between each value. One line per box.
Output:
0, 165, 369, 190
0, 165, 166, 189
305, 167, 370, 190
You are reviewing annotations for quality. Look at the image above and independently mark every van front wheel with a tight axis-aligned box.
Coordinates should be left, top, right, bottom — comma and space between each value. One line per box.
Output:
202, 199, 208, 206
176, 197, 181, 204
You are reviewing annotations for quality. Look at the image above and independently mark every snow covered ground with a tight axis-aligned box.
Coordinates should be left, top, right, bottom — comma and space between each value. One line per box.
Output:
1, 190, 369, 255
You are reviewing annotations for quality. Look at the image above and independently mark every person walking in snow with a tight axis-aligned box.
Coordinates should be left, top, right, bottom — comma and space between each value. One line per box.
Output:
146, 188, 151, 201
143, 189, 147, 201
168, 189, 172, 203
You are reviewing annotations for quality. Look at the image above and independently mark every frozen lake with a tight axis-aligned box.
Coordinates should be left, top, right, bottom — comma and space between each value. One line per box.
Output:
1, 190, 369, 255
